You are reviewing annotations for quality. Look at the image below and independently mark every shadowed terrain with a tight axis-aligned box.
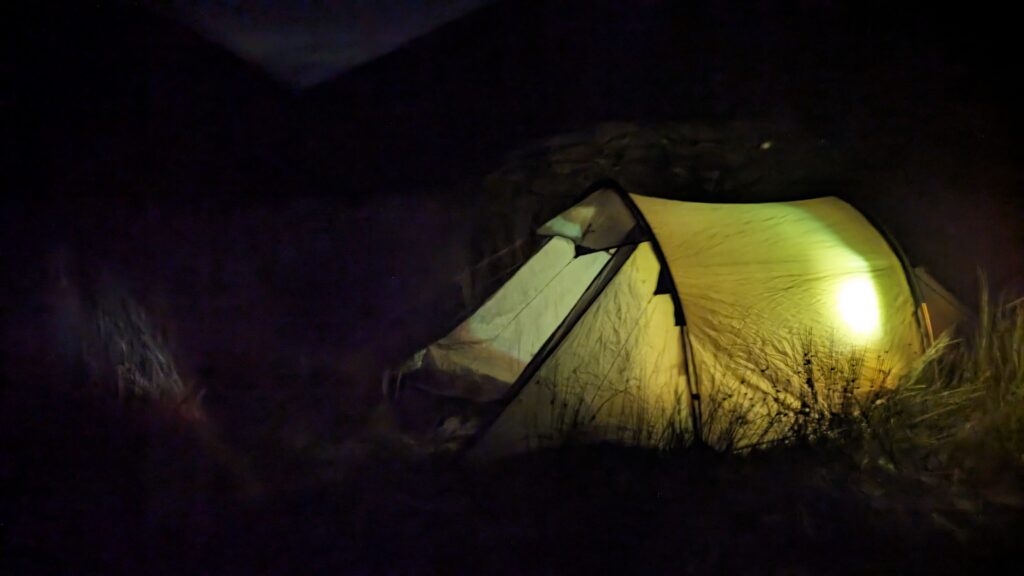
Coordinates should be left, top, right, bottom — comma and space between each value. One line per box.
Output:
4, 1, 1022, 574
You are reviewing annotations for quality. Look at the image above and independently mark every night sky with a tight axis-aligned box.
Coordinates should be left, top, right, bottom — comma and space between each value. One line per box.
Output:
149, 0, 493, 87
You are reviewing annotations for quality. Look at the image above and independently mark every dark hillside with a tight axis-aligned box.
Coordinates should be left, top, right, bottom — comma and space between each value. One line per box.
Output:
301, 0, 1022, 301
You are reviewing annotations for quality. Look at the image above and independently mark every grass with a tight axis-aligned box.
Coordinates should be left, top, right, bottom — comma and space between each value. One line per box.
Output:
7, 271, 1020, 574
461, 279, 1023, 501
79, 282, 203, 418
685, 283, 1023, 503
856, 284, 1024, 488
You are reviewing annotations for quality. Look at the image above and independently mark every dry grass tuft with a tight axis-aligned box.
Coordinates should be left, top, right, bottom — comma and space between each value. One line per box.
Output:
78, 283, 204, 419
858, 282, 1023, 488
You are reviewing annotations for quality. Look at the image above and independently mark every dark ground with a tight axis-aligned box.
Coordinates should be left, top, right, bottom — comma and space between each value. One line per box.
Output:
3, 1, 1023, 573
4, 380, 1022, 575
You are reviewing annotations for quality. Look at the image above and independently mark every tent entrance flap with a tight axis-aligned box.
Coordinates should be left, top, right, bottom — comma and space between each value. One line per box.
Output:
410, 236, 611, 401
538, 188, 639, 250
470, 242, 692, 459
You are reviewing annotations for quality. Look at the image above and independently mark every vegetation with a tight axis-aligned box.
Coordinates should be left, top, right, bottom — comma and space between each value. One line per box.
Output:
7, 273, 1020, 574
857, 286, 1023, 490
465, 281, 1024, 515
78, 282, 203, 417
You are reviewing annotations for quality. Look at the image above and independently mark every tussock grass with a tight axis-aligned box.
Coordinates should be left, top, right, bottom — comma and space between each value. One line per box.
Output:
857, 284, 1023, 484
502, 280, 1022, 494
79, 283, 203, 418
691, 280, 1023, 495
533, 375, 694, 452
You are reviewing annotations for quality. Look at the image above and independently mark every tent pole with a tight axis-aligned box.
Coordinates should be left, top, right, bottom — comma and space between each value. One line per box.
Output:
603, 180, 704, 445
460, 242, 638, 458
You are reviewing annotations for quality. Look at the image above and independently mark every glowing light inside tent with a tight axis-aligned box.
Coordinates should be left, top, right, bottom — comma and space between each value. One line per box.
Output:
837, 276, 881, 338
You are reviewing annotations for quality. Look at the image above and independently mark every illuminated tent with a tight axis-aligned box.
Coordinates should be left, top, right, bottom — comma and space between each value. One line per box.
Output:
391, 181, 936, 458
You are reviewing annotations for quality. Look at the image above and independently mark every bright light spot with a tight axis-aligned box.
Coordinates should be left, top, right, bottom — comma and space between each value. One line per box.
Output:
837, 277, 880, 338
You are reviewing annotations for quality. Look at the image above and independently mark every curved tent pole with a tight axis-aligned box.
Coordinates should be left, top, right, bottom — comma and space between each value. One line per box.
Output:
467, 177, 706, 448
592, 179, 706, 445
843, 204, 933, 349
459, 242, 639, 457
459, 179, 930, 455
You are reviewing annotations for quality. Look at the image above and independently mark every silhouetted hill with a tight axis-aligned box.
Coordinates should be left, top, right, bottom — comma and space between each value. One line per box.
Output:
301, 0, 1017, 193
300, 0, 1021, 298
6, 1, 297, 203
3, 2, 306, 387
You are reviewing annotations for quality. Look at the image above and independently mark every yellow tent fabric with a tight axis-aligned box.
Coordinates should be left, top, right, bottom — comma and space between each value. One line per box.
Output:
629, 194, 924, 447
471, 242, 691, 458
420, 236, 609, 400
914, 267, 970, 338
398, 185, 927, 457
